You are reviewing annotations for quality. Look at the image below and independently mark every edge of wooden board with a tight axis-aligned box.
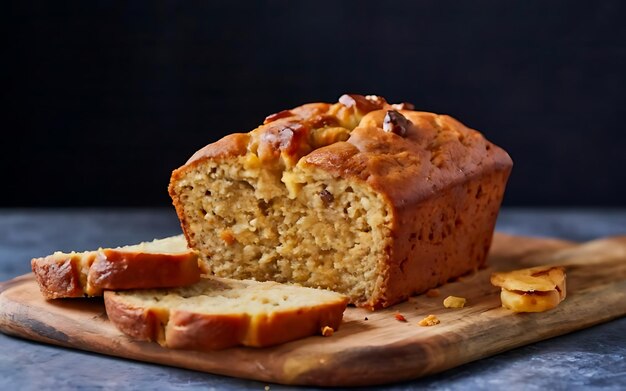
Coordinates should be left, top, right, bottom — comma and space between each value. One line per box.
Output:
1, 233, 625, 386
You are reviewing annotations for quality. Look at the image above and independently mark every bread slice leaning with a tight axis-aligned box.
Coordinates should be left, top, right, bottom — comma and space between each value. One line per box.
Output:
31, 235, 200, 299
104, 277, 349, 350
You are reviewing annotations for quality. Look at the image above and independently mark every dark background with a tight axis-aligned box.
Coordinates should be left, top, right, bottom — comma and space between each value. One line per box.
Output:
4, 1, 625, 207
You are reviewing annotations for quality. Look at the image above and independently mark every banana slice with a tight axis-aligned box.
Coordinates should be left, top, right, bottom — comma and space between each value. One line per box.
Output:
490, 266, 566, 312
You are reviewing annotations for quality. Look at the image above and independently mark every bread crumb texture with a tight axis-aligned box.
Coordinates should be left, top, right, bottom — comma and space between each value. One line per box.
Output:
418, 314, 440, 327
321, 326, 334, 337
443, 296, 466, 308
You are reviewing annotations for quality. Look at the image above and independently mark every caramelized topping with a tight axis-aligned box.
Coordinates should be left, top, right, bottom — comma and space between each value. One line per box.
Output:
253, 95, 416, 168
338, 94, 387, 113
364, 95, 386, 106
391, 102, 416, 110
264, 110, 294, 124
257, 122, 311, 166
383, 110, 412, 137
308, 114, 340, 128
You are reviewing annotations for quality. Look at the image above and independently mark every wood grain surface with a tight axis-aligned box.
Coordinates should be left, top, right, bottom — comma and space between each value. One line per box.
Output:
1, 233, 625, 387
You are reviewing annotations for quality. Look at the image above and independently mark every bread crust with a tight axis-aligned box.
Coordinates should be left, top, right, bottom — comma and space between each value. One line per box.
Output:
169, 95, 513, 309
31, 252, 94, 299
103, 279, 349, 350
102, 292, 166, 342
31, 242, 200, 299
89, 250, 201, 292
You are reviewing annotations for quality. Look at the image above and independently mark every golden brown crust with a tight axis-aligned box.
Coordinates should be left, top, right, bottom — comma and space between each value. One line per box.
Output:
31, 247, 200, 299
302, 110, 512, 206
245, 303, 345, 347
165, 310, 246, 350
184, 133, 250, 166
31, 253, 95, 299
102, 292, 166, 342
89, 250, 200, 292
365, 169, 510, 309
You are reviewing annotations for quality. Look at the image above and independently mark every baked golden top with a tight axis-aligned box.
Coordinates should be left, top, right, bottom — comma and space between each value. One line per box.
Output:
175, 94, 512, 206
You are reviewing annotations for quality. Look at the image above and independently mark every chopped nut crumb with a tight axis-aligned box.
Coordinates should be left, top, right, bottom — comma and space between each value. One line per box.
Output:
426, 289, 440, 298
264, 109, 293, 124
219, 229, 236, 245
395, 313, 407, 322
321, 326, 334, 337
418, 314, 440, 327
443, 296, 467, 309
319, 189, 334, 205
383, 110, 412, 137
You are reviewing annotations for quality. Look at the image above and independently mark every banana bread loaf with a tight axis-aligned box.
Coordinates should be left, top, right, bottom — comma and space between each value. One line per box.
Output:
169, 94, 512, 309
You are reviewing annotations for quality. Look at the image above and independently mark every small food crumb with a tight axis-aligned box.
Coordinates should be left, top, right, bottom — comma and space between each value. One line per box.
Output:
321, 326, 334, 337
418, 314, 440, 327
395, 313, 407, 322
319, 189, 334, 205
264, 386, 270, 391
443, 296, 466, 309
364, 317, 369, 321
426, 289, 440, 298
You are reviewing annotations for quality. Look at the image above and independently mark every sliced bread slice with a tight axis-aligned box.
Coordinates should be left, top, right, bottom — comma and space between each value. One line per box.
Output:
31, 235, 200, 299
104, 276, 349, 350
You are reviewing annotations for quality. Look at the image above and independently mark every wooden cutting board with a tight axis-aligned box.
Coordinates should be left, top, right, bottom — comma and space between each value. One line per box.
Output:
1, 233, 625, 387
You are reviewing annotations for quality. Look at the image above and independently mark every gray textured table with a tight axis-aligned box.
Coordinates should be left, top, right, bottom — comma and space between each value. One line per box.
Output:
1, 208, 624, 390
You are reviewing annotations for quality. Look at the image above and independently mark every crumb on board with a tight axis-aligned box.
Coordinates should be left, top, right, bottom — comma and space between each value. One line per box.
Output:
426, 289, 440, 298
443, 296, 467, 308
395, 313, 407, 322
321, 326, 334, 337
418, 314, 440, 327
364, 317, 368, 321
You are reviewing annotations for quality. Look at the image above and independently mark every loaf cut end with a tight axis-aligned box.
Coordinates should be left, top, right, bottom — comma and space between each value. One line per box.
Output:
170, 158, 392, 307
